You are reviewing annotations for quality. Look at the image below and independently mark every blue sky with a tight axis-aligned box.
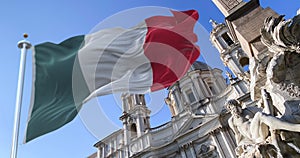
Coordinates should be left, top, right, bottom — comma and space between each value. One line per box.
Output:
0, 0, 299, 158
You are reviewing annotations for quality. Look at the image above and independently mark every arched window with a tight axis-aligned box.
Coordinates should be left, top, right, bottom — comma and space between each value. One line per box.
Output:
239, 57, 249, 72
130, 124, 137, 139
135, 94, 145, 105
221, 33, 234, 46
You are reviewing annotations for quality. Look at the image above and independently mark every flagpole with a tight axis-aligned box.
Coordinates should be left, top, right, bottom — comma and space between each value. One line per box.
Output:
10, 34, 31, 158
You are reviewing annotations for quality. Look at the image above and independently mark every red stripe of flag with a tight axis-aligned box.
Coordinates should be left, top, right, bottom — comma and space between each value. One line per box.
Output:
143, 10, 200, 91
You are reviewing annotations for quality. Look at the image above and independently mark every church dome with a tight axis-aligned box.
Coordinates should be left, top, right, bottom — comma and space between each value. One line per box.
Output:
189, 61, 212, 72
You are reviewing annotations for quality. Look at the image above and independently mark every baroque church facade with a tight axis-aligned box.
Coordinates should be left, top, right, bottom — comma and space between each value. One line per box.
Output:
90, 0, 300, 157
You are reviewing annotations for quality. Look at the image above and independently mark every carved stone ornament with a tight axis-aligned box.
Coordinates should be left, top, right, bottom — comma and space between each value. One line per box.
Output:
226, 0, 240, 9
260, 14, 300, 104
261, 14, 300, 54
249, 14, 300, 102
197, 144, 218, 158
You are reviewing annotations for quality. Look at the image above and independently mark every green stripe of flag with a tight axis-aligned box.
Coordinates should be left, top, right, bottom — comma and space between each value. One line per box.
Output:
25, 35, 90, 142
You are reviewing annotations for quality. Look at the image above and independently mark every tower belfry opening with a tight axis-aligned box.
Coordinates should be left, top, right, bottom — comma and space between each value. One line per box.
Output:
221, 33, 234, 46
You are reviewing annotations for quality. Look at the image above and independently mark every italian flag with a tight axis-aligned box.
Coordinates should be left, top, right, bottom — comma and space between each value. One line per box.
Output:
25, 10, 200, 142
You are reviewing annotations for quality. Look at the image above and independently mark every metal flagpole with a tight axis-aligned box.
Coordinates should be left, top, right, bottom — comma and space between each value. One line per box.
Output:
10, 34, 31, 158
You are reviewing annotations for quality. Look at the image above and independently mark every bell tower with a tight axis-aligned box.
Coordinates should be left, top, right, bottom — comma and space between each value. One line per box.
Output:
119, 94, 151, 145
209, 19, 249, 78
212, 0, 279, 100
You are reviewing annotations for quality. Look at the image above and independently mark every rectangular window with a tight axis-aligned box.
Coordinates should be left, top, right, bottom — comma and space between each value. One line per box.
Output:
186, 89, 196, 103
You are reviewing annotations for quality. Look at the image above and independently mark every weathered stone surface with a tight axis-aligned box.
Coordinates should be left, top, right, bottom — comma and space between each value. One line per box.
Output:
231, 13, 300, 158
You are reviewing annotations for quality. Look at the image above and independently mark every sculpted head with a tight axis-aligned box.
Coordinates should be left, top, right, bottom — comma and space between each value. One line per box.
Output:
225, 99, 242, 116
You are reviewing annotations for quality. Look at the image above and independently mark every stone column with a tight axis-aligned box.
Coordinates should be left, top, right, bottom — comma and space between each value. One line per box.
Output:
190, 74, 205, 100
220, 130, 236, 158
198, 77, 210, 97
101, 144, 105, 158
180, 146, 187, 158
225, 55, 244, 77
211, 133, 225, 158
96, 147, 101, 158
173, 89, 183, 112
212, 77, 221, 94
214, 36, 225, 52
188, 142, 197, 158
122, 98, 128, 112
120, 114, 129, 146
135, 113, 144, 137
233, 82, 243, 95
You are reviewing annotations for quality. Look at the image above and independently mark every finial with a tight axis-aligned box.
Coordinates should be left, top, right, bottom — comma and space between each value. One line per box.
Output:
209, 19, 219, 28
18, 33, 32, 49
23, 33, 28, 39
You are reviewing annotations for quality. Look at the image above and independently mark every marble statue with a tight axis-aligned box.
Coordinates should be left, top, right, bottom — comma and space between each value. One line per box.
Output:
226, 99, 300, 157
